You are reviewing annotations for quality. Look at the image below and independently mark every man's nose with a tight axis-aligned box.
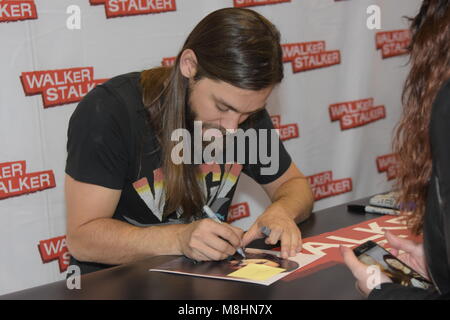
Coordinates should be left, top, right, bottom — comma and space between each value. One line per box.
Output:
219, 114, 241, 132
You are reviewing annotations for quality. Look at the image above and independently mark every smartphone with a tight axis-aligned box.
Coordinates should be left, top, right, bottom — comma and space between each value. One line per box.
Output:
353, 241, 433, 290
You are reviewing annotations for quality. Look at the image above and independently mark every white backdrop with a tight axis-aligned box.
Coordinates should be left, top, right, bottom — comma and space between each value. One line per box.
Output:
0, 0, 421, 295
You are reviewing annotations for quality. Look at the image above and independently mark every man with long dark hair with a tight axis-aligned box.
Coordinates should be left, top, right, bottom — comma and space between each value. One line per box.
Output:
64, 8, 314, 274
341, 0, 450, 299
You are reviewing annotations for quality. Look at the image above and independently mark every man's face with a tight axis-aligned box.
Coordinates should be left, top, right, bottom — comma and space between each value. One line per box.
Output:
187, 77, 273, 136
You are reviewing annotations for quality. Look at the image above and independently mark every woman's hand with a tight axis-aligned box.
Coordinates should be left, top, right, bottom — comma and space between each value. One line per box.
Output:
341, 231, 430, 297
384, 231, 429, 280
340, 245, 392, 297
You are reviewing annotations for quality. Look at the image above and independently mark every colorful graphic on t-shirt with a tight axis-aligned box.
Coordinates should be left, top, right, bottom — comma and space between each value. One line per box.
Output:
132, 163, 243, 222
132, 168, 166, 221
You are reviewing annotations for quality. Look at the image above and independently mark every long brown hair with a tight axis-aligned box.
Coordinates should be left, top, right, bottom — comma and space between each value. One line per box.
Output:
139, 8, 284, 221
393, 0, 450, 234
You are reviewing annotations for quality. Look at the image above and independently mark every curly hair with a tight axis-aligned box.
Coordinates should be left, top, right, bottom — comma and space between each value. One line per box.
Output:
393, 0, 450, 234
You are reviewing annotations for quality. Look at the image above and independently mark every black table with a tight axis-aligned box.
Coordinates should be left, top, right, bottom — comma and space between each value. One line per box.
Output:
1, 196, 382, 300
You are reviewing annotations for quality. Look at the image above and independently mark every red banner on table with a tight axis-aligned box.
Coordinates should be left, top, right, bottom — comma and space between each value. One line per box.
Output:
283, 215, 419, 281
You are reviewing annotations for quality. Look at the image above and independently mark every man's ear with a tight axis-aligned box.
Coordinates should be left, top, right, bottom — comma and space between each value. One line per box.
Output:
179, 49, 198, 79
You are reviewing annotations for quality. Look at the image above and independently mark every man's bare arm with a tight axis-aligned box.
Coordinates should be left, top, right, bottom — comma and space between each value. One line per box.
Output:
263, 163, 314, 224
65, 174, 186, 264
65, 174, 243, 265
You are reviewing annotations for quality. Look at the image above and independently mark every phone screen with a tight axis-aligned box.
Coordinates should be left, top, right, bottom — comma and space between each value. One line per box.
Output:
354, 241, 433, 290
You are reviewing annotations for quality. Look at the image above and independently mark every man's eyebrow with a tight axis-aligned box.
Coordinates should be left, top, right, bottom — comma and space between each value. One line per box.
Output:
214, 96, 267, 114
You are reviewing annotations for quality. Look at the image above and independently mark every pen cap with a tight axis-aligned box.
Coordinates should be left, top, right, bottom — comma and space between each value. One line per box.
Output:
347, 205, 366, 213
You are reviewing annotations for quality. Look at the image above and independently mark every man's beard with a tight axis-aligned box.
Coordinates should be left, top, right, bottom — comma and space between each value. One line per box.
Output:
184, 86, 248, 165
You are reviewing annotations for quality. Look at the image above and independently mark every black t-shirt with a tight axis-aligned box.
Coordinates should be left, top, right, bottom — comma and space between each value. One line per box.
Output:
65, 72, 292, 274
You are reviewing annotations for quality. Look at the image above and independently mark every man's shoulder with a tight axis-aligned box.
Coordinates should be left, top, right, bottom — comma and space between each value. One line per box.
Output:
72, 71, 144, 126
79, 71, 141, 103
85, 71, 144, 116
99, 71, 142, 97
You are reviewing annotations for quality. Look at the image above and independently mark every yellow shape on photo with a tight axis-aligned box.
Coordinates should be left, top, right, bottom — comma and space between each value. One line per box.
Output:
227, 263, 286, 281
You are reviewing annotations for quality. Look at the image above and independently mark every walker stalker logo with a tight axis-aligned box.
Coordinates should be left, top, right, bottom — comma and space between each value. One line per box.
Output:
161, 56, 176, 67
282, 215, 416, 282
329, 98, 386, 130
233, 0, 291, 8
0, 0, 37, 23
282, 41, 341, 73
270, 115, 299, 141
227, 202, 250, 223
20, 67, 108, 108
376, 153, 399, 181
307, 171, 352, 201
38, 235, 71, 273
0, 161, 55, 200
375, 30, 411, 59
90, 0, 176, 18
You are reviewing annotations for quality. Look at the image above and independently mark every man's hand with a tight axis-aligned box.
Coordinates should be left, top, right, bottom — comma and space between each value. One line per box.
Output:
242, 163, 312, 259
177, 218, 244, 261
241, 203, 302, 259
